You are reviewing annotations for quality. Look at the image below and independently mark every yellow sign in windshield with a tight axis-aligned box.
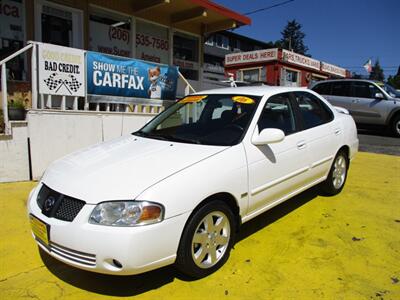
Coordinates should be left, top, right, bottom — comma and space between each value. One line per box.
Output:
232, 96, 255, 104
179, 95, 207, 103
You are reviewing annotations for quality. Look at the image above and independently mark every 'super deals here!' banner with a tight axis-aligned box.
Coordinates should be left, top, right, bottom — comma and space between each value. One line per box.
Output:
87, 52, 179, 101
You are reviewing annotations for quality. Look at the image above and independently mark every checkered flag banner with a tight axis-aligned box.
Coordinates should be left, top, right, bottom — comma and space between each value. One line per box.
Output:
44, 73, 63, 91
66, 74, 82, 93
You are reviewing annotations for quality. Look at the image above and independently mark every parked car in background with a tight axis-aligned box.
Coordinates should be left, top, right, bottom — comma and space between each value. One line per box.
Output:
310, 79, 400, 137
28, 86, 358, 279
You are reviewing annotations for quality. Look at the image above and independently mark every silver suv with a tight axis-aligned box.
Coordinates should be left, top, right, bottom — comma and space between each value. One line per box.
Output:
310, 79, 400, 137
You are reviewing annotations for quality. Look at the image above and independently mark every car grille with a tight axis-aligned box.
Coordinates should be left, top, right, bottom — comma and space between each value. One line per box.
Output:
37, 184, 86, 222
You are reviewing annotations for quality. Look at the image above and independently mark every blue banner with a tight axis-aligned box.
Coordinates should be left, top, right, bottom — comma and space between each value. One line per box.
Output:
86, 52, 178, 101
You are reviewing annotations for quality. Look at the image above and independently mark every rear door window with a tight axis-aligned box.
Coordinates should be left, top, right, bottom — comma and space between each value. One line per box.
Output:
312, 82, 331, 95
330, 81, 351, 97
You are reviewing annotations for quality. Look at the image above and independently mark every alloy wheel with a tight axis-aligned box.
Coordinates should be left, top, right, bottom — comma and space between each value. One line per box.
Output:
191, 211, 230, 269
332, 155, 347, 189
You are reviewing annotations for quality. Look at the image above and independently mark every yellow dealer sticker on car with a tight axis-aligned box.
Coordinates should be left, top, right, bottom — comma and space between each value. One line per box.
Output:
30, 215, 49, 246
232, 96, 255, 104
180, 95, 207, 103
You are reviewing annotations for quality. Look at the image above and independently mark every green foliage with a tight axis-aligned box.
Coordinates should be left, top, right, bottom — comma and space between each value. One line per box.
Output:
8, 98, 25, 109
369, 59, 385, 81
387, 66, 400, 89
279, 19, 309, 55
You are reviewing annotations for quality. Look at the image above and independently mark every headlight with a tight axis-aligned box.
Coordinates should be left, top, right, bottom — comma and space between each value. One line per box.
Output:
89, 201, 164, 226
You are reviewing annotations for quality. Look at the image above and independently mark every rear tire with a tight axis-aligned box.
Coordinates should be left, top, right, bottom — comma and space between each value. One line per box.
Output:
175, 201, 236, 279
320, 150, 348, 196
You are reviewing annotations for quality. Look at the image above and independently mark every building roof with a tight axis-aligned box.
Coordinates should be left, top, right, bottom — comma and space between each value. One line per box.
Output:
130, 0, 251, 35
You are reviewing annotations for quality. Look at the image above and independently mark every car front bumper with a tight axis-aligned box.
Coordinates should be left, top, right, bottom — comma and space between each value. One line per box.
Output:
27, 184, 190, 275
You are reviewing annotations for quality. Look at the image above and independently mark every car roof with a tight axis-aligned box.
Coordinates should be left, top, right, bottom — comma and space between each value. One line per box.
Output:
194, 85, 309, 97
311, 79, 380, 85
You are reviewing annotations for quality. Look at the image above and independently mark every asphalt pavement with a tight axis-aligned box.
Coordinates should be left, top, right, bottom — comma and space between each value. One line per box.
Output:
358, 129, 400, 156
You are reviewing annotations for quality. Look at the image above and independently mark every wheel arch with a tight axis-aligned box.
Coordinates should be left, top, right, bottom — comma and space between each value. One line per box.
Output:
337, 145, 350, 168
386, 108, 400, 126
180, 192, 241, 241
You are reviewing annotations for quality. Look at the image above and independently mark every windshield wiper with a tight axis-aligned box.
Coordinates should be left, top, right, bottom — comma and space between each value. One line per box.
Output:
133, 131, 202, 144
132, 131, 169, 141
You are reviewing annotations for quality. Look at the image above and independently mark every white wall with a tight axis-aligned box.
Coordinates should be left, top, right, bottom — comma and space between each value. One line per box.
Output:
28, 110, 154, 180
0, 122, 30, 183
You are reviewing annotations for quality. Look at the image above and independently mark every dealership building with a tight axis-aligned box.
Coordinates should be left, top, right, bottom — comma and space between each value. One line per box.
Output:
225, 48, 349, 87
0, 0, 250, 100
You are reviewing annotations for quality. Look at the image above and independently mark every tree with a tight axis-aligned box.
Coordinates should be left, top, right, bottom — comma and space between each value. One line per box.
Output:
369, 59, 385, 81
387, 66, 400, 89
279, 19, 309, 55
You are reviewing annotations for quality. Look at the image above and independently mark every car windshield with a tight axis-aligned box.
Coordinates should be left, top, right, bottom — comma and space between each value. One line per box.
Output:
377, 82, 400, 98
133, 94, 261, 146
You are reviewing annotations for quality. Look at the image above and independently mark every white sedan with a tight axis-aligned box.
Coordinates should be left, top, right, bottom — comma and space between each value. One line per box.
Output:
28, 86, 358, 278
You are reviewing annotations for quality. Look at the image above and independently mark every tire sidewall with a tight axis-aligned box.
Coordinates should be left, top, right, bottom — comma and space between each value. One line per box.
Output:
323, 151, 349, 195
391, 115, 400, 138
176, 200, 236, 278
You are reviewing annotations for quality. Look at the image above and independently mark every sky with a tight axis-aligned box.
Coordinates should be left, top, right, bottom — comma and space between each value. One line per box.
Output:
215, 0, 399, 77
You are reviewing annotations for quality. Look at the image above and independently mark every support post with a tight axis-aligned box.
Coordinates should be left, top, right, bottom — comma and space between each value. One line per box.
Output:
1, 64, 10, 134
31, 43, 38, 109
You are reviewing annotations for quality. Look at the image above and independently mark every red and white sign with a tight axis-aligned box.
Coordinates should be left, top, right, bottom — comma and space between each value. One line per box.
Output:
321, 62, 346, 77
282, 49, 320, 71
225, 48, 278, 66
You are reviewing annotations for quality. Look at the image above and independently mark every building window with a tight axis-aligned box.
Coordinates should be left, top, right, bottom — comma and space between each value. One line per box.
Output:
136, 20, 169, 64
232, 39, 241, 51
89, 9, 132, 57
281, 68, 300, 87
42, 6, 72, 47
173, 32, 199, 80
215, 34, 229, 49
35, 1, 83, 49
205, 35, 214, 46
0, 0, 26, 80
242, 68, 260, 82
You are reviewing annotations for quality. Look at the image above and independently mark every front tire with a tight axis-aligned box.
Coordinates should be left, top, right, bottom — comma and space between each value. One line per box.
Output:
176, 201, 236, 279
321, 150, 348, 196
391, 114, 400, 138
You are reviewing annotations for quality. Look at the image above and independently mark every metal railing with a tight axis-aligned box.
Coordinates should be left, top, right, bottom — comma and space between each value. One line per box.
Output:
1, 41, 196, 135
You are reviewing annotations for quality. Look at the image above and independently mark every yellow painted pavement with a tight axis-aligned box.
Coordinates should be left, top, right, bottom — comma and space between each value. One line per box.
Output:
0, 152, 399, 299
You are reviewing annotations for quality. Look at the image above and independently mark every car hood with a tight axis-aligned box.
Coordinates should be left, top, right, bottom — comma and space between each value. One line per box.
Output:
42, 135, 228, 204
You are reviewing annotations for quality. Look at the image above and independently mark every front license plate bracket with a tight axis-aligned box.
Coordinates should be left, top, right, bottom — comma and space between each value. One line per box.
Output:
30, 214, 50, 247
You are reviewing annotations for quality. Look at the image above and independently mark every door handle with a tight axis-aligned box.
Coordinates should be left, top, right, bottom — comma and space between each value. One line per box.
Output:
334, 128, 342, 135
297, 141, 306, 150
352, 99, 360, 103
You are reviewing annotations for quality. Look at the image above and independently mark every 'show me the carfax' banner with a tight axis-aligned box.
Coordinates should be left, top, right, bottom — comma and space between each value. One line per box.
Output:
86, 52, 179, 101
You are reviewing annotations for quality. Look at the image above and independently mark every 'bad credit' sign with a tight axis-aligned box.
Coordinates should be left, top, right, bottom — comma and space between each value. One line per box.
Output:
86, 52, 179, 100
38, 43, 85, 97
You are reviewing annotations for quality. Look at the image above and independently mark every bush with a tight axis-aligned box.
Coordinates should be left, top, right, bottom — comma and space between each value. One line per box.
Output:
8, 98, 25, 109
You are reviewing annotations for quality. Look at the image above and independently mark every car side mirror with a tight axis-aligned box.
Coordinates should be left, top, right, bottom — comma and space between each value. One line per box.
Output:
252, 128, 285, 145
375, 92, 384, 100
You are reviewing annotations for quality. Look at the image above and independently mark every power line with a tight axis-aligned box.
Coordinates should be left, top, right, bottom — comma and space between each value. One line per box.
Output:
344, 66, 398, 69
243, 0, 295, 16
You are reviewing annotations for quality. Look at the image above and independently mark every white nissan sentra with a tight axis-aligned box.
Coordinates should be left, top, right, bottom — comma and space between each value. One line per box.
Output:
28, 86, 358, 278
